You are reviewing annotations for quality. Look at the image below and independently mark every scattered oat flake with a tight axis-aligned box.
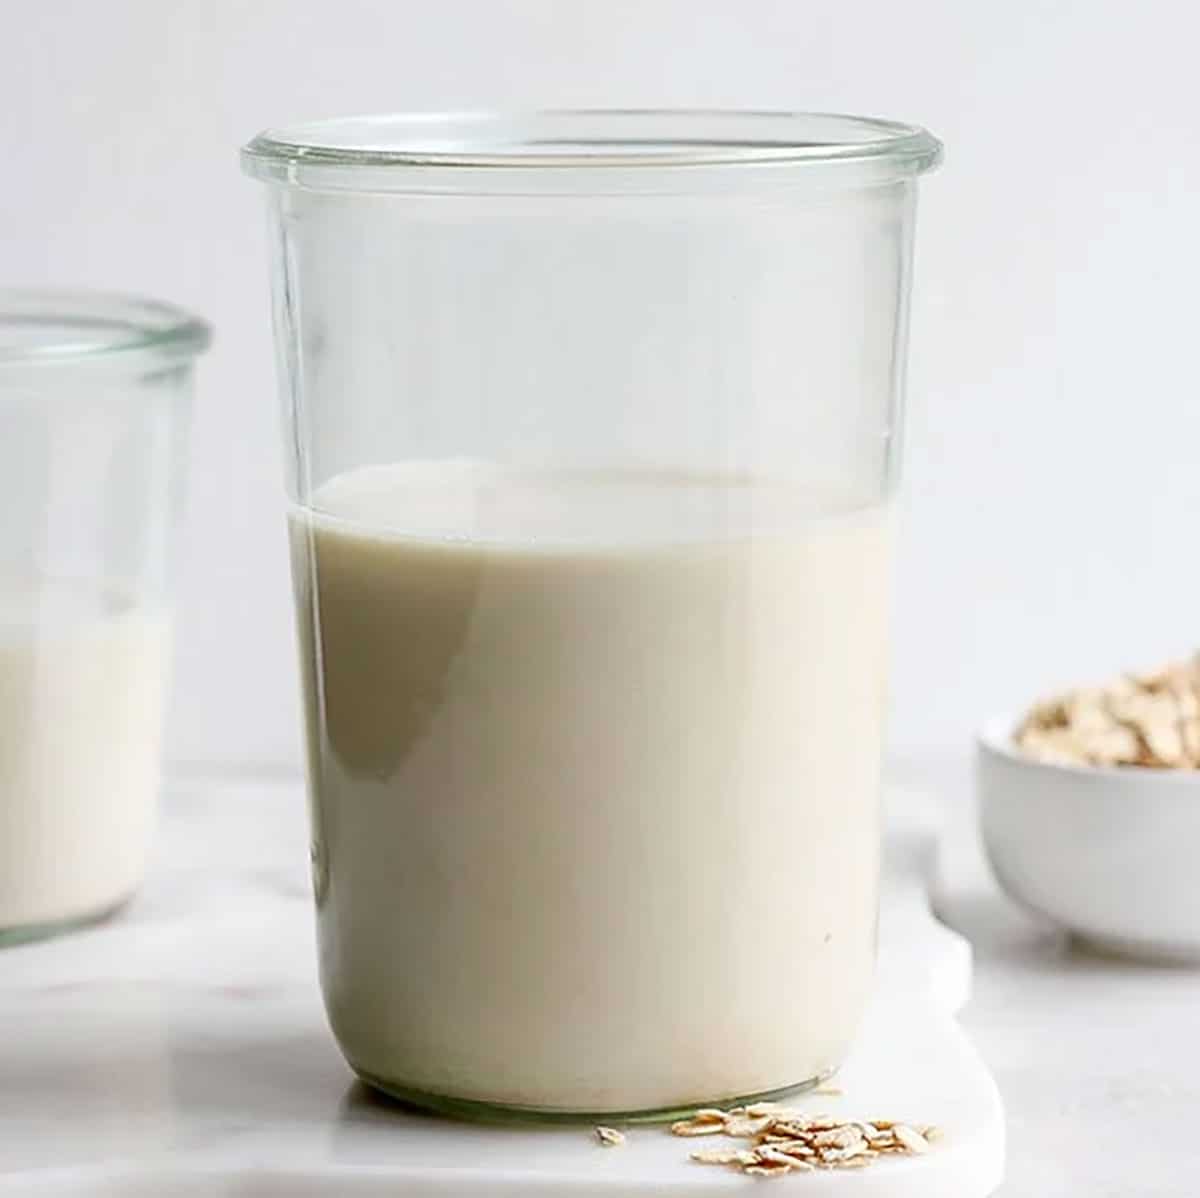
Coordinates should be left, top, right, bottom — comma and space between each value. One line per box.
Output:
678, 1104, 942, 1177
690, 1148, 745, 1165
811, 1126, 863, 1149
594, 1125, 625, 1147
823, 1144, 873, 1164
743, 1101, 789, 1116
745, 1163, 792, 1177
670, 1118, 724, 1137
724, 1116, 773, 1138
893, 1124, 930, 1154
770, 1140, 815, 1157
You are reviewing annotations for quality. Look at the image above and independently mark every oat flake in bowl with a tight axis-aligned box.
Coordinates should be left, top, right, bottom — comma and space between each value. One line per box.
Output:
1015, 655, 1200, 769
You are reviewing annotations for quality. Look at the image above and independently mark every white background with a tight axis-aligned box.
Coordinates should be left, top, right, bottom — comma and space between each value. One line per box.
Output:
3, 0, 1198, 771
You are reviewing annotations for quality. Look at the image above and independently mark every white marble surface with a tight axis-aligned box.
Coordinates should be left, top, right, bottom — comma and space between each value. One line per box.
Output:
919, 753, 1200, 1198
0, 776, 1001, 1195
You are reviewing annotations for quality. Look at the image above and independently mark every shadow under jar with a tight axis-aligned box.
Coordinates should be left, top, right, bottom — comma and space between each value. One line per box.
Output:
242, 110, 941, 1120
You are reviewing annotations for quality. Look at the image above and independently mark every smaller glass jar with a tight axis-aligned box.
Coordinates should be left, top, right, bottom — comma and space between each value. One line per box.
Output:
0, 291, 210, 945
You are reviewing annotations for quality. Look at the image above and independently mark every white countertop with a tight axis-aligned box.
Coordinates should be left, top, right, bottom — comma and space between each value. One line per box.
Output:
9, 758, 1199, 1195
915, 755, 1200, 1198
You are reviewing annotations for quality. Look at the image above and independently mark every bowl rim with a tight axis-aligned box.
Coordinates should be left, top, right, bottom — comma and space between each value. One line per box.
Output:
978, 715, 1200, 788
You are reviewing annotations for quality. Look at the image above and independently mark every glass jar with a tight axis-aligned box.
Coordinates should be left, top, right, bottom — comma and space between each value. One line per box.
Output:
0, 291, 209, 944
243, 111, 941, 1119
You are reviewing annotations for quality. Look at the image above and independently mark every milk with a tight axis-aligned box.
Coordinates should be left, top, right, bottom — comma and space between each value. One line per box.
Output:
291, 463, 891, 1113
0, 584, 167, 936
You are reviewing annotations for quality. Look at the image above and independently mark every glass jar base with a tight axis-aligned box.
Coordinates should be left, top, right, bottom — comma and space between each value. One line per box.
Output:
352, 1066, 840, 1125
0, 892, 134, 948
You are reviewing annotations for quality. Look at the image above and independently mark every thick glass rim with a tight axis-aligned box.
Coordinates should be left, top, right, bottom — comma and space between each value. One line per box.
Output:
241, 109, 942, 193
0, 290, 212, 370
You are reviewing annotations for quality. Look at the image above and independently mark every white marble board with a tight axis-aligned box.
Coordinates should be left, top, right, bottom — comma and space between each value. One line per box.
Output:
0, 779, 1004, 1195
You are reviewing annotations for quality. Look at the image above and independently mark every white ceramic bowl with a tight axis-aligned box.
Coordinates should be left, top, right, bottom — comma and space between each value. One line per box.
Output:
978, 716, 1200, 962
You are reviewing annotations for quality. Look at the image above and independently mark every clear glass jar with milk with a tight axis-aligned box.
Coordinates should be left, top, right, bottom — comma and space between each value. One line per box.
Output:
243, 111, 941, 1118
0, 291, 209, 945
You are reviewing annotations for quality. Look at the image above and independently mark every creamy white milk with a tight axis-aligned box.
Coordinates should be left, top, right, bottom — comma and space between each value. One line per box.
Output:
291, 463, 891, 1113
0, 584, 167, 935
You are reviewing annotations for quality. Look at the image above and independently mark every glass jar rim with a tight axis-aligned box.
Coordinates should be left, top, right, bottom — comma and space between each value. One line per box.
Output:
241, 109, 942, 193
0, 290, 212, 370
